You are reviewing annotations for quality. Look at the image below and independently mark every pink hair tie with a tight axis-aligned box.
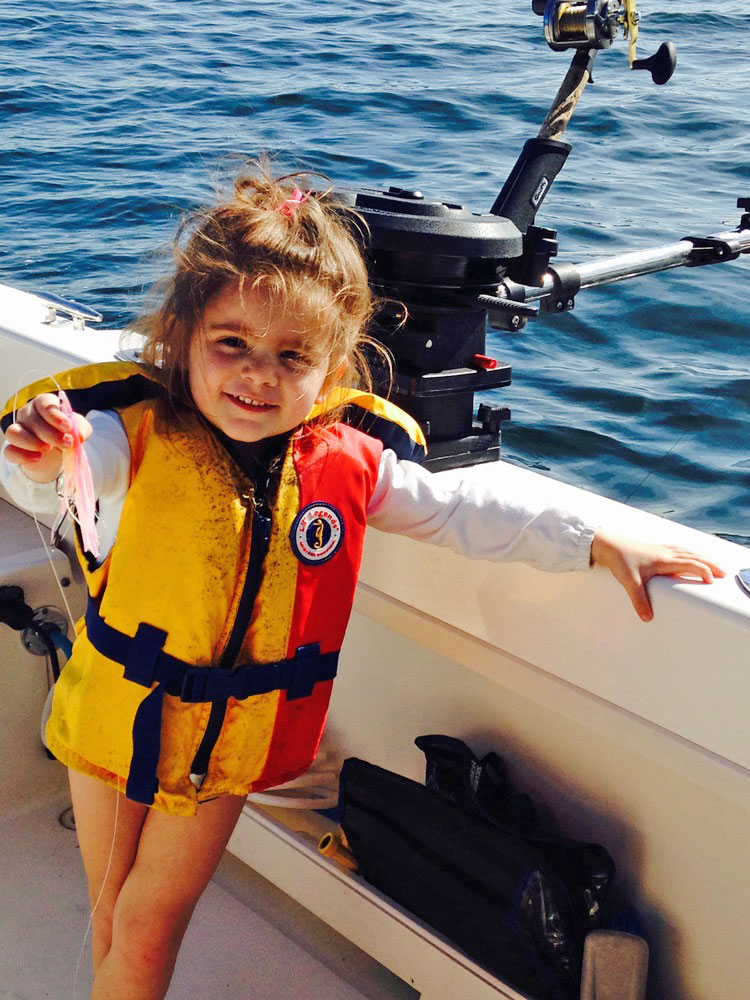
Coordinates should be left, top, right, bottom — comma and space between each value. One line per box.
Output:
278, 187, 311, 218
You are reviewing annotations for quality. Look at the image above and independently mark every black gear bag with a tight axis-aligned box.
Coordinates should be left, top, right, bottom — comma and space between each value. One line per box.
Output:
338, 737, 615, 1000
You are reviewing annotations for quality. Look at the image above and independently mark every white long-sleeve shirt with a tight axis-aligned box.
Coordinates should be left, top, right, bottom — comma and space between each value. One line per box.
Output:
1, 410, 595, 573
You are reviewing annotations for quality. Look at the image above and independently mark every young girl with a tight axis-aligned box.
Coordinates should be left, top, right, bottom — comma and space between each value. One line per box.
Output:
0, 169, 722, 1000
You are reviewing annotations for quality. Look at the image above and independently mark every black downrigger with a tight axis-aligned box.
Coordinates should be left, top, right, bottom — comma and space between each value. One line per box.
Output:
335, 0, 750, 471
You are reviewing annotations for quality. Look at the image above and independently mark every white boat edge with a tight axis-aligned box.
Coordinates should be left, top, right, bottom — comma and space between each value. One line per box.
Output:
1, 281, 748, 999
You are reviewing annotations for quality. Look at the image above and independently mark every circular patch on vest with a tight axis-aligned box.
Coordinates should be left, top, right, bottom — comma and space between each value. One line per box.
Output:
290, 503, 345, 565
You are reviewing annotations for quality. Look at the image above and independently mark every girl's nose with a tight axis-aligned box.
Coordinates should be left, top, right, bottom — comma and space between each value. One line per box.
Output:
242, 349, 277, 384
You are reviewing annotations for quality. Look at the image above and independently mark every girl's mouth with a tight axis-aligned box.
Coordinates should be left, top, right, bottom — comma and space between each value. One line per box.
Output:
226, 392, 277, 413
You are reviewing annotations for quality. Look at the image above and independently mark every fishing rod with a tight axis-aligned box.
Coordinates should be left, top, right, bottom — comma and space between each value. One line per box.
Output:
336, 0, 750, 470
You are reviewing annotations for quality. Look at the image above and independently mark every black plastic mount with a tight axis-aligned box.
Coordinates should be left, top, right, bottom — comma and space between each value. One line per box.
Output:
335, 186, 522, 468
515, 224, 559, 287
392, 361, 512, 443
421, 403, 511, 471
490, 138, 571, 234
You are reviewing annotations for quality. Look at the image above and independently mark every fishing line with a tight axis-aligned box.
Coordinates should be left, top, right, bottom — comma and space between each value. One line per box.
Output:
623, 429, 688, 505
72, 775, 121, 1000
10, 371, 121, 996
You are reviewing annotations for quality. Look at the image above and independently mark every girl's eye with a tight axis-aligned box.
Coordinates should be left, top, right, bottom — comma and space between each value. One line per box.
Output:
218, 336, 247, 351
280, 350, 313, 371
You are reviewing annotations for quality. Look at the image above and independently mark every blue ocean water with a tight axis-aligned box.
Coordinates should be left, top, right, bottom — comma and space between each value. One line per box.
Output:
0, 1, 747, 541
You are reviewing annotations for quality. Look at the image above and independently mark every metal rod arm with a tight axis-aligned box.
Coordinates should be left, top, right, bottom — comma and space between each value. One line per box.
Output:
501, 227, 750, 304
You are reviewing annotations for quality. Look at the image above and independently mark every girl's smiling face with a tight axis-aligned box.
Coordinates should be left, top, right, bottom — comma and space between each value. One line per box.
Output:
188, 282, 337, 442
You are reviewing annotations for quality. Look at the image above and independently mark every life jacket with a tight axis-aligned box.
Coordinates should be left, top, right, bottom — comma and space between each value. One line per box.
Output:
3, 363, 425, 815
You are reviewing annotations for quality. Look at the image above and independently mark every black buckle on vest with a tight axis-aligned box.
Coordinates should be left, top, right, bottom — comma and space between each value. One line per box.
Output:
124, 622, 168, 688
287, 643, 321, 701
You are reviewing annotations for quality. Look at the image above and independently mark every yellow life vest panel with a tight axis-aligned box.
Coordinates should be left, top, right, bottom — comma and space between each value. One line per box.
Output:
3, 363, 425, 815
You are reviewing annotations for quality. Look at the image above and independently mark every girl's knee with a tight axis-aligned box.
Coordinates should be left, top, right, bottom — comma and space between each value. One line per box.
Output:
111, 894, 195, 968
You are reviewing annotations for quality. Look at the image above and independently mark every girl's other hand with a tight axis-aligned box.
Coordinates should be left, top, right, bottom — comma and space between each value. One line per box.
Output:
3, 393, 92, 483
590, 528, 726, 622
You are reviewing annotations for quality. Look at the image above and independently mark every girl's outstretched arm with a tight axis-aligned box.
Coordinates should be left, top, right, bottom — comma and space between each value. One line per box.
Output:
368, 451, 727, 623
590, 528, 726, 622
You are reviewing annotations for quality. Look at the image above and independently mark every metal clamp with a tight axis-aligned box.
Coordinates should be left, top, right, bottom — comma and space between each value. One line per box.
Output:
35, 290, 103, 331
540, 261, 582, 312
683, 237, 741, 267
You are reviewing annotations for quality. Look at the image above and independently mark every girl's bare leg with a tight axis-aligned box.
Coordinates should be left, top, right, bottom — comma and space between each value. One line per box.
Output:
90, 791, 247, 1000
68, 769, 149, 971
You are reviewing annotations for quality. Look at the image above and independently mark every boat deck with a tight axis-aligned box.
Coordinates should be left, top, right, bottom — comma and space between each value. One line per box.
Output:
1, 791, 417, 1000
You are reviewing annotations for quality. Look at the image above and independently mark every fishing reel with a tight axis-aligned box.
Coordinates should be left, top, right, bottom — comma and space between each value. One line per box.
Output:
533, 0, 676, 84
335, 4, 748, 471
535, 0, 635, 53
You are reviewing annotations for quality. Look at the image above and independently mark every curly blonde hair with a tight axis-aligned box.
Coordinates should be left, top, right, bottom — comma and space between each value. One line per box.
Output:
134, 165, 388, 423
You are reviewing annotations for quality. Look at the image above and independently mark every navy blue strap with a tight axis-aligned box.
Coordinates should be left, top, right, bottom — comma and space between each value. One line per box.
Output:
85, 597, 339, 702
126, 685, 163, 804
170, 645, 337, 703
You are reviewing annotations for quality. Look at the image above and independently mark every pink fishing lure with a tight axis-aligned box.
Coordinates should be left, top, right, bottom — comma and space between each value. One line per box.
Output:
58, 390, 99, 558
